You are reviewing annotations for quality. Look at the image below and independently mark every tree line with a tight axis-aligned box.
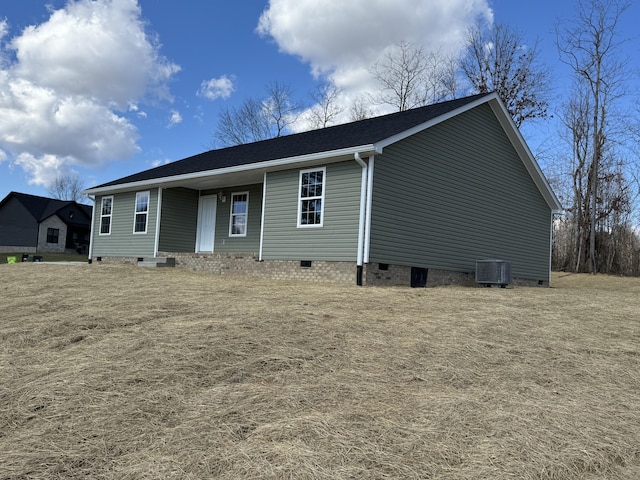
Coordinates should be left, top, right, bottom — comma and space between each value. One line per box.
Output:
212, 23, 554, 146
551, 0, 639, 275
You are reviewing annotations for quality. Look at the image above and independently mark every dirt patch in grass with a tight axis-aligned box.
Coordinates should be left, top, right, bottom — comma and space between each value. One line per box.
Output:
1, 264, 639, 479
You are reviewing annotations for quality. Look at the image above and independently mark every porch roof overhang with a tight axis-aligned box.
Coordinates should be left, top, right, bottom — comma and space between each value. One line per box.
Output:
83, 144, 381, 196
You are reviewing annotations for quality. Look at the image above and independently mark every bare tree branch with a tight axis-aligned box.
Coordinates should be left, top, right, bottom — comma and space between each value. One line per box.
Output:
370, 41, 456, 112
214, 82, 301, 147
461, 23, 551, 126
47, 172, 87, 203
306, 83, 344, 129
555, 0, 635, 274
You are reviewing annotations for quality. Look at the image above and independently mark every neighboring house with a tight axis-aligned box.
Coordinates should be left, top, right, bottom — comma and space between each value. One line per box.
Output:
0, 192, 92, 254
84, 93, 562, 286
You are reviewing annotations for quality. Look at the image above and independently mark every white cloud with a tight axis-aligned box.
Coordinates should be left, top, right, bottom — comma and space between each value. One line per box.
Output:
168, 110, 182, 127
258, 0, 492, 75
0, 0, 179, 187
198, 75, 235, 100
11, 0, 179, 108
151, 158, 172, 167
0, 19, 8, 45
15, 152, 66, 186
258, 0, 493, 127
129, 102, 147, 118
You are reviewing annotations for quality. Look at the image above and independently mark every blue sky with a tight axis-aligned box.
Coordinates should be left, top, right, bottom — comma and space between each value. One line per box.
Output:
0, 0, 638, 203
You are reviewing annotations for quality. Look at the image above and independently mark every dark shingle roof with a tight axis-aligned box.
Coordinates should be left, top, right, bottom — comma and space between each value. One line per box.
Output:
94, 93, 491, 189
1, 192, 91, 223
7, 192, 69, 220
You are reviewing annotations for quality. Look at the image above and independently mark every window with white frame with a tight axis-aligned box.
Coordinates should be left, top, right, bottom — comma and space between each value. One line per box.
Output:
133, 191, 149, 234
100, 196, 113, 235
298, 167, 325, 227
229, 192, 248, 236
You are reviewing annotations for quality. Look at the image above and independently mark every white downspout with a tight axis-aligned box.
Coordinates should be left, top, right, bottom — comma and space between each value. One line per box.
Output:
154, 187, 163, 257
87, 196, 96, 263
548, 211, 554, 286
354, 152, 368, 285
364, 156, 374, 263
259, 171, 267, 261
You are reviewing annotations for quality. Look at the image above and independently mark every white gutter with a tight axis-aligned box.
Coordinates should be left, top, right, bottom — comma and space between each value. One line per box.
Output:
154, 187, 163, 257
354, 152, 368, 285
259, 171, 267, 261
83, 144, 379, 196
87, 197, 96, 262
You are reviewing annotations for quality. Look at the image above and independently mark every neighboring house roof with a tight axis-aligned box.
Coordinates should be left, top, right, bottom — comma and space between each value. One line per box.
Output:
85, 92, 561, 211
0, 192, 92, 226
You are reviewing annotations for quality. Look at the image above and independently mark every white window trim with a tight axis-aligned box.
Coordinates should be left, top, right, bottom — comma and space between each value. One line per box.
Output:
133, 191, 150, 234
297, 167, 326, 228
229, 191, 249, 237
99, 196, 113, 236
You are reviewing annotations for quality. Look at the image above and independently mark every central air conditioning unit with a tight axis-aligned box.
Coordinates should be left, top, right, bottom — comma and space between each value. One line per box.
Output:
475, 260, 511, 287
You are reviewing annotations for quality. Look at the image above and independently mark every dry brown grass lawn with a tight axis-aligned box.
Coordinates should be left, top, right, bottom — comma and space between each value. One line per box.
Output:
1, 264, 639, 479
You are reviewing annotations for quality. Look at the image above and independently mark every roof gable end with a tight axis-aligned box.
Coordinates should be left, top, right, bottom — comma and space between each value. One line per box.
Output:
0, 191, 91, 222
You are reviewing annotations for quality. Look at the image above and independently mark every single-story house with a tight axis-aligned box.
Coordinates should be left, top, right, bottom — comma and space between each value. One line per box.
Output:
0, 192, 92, 254
84, 92, 561, 286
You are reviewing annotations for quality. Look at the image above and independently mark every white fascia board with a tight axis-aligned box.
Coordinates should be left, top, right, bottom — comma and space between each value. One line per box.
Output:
486, 98, 563, 213
83, 144, 378, 196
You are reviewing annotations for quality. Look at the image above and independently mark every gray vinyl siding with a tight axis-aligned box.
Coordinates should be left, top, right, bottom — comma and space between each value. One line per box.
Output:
213, 184, 262, 253
91, 189, 158, 257
158, 188, 198, 252
262, 161, 361, 261
369, 103, 552, 281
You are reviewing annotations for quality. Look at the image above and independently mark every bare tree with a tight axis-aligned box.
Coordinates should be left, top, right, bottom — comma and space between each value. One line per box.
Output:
349, 95, 376, 121
214, 82, 301, 147
216, 98, 271, 146
461, 23, 551, 126
370, 41, 456, 112
556, 0, 631, 273
48, 172, 86, 203
306, 83, 344, 129
263, 81, 301, 137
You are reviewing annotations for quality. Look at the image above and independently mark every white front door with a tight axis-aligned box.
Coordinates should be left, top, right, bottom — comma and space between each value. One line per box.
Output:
196, 195, 217, 252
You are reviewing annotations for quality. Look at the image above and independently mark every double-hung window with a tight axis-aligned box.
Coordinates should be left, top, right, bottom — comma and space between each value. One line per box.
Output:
134, 191, 149, 234
100, 196, 113, 235
298, 167, 325, 227
47, 228, 59, 244
229, 192, 248, 237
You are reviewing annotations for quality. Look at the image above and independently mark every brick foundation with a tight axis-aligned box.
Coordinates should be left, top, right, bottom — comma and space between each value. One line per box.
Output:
159, 252, 357, 285
365, 263, 548, 287
92, 255, 140, 265
90, 254, 548, 287
0, 246, 36, 253
365, 264, 477, 287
